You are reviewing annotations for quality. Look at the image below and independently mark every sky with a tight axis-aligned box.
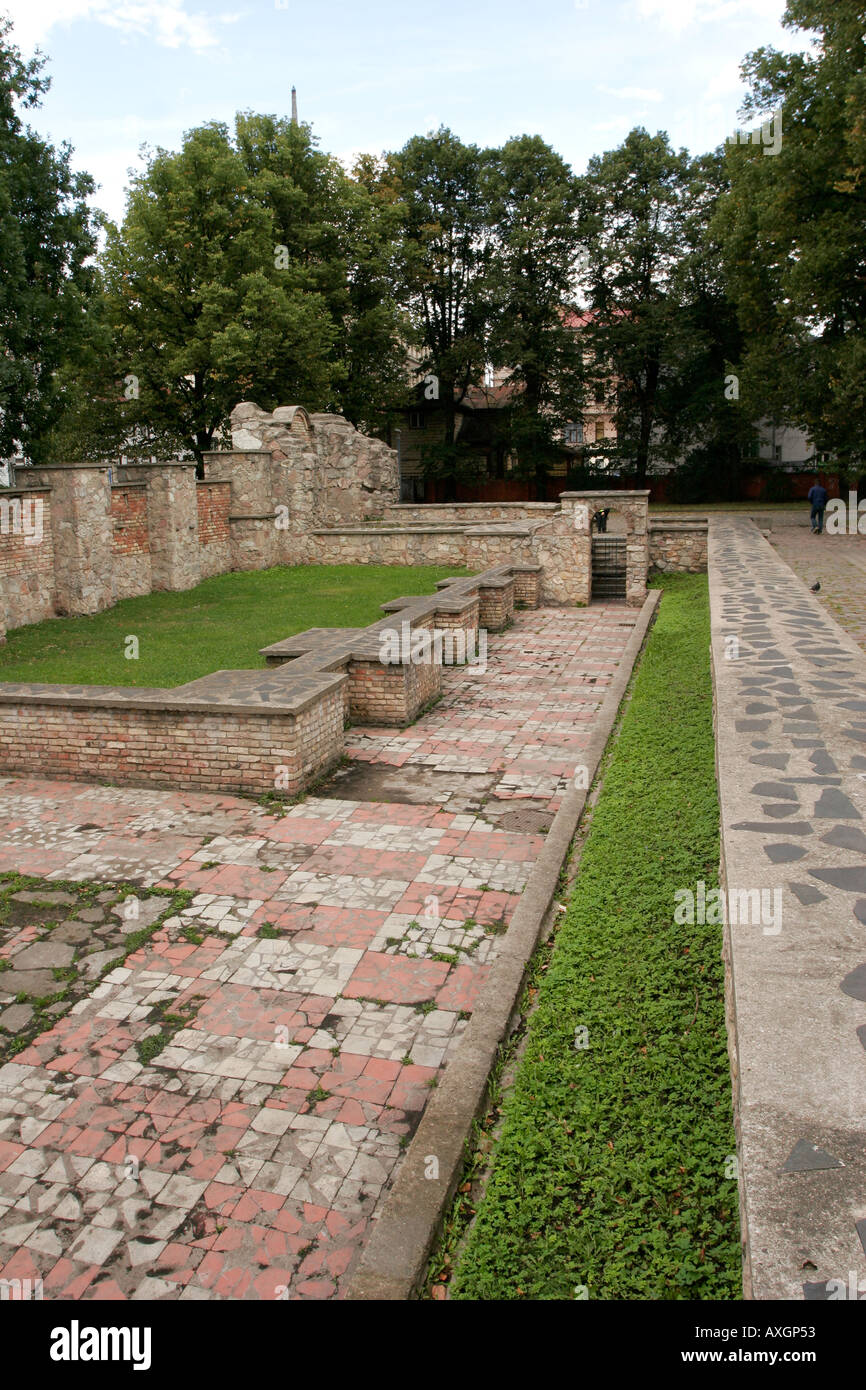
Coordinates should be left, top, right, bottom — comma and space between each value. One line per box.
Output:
1, 0, 814, 225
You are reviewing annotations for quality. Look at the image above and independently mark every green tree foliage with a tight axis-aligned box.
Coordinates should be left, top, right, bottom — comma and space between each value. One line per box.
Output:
0, 19, 97, 461
386, 127, 490, 492
99, 120, 337, 467
483, 135, 584, 494
52, 115, 410, 464
715, 0, 866, 478
663, 151, 756, 502
576, 128, 703, 486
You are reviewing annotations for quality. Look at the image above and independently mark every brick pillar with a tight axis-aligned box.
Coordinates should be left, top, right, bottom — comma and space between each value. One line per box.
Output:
144, 463, 201, 592
26, 465, 113, 615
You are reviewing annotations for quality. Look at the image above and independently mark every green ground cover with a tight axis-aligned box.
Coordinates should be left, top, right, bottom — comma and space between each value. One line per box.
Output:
0, 563, 469, 688
447, 573, 740, 1300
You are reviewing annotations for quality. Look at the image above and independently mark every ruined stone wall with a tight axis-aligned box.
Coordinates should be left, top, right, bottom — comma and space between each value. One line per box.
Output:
26, 465, 114, 616
560, 490, 650, 606
0, 410, 653, 649
308, 527, 470, 569
224, 402, 399, 531
311, 414, 402, 524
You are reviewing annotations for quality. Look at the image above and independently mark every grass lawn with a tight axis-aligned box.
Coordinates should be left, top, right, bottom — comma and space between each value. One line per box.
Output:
0, 564, 469, 689
446, 572, 740, 1301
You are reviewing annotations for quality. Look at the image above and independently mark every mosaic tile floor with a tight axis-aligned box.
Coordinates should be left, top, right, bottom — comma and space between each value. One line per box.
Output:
0, 604, 636, 1299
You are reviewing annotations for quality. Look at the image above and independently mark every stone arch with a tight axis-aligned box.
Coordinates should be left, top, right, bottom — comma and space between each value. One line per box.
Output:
271, 405, 312, 439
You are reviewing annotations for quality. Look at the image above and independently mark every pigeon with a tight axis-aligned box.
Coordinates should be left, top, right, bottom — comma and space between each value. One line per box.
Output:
811, 581, 821, 592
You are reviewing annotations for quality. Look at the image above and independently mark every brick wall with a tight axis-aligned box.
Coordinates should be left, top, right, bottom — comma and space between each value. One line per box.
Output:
110, 485, 151, 600
111, 486, 149, 555
197, 481, 232, 579
0, 689, 345, 797
0, 490, 56, 629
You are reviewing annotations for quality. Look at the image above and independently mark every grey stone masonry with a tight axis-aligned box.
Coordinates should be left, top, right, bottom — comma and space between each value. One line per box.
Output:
25, 465, 114, 615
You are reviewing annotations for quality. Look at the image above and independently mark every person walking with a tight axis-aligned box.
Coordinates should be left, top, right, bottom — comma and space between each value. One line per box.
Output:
807, 480, 829, 533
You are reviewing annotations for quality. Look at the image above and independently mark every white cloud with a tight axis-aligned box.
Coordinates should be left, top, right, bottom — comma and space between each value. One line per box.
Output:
633, 0, 785, 32
3, 1, 241, 55
599, 84, 664, 101
703, 60, 746, 103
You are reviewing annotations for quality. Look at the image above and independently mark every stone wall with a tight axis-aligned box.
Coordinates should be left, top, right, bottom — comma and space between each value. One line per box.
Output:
0, 405, 402, 634
26, 465, 114, 616
384, 502, 558, 526
0, 406, 657, 652
649, 521, 708, 573
565, 490, 650, 606
0, 686, 345, 797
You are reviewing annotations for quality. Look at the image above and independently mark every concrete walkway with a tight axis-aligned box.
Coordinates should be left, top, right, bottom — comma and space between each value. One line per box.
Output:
770, 528, 866, 656
710, 518, 866, 1299
0, 604, 636, 1300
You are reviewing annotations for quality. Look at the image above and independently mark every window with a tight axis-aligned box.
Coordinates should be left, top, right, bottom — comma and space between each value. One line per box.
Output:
408, 410, 423, 430
594, 420, 604, 443
565, 422, 584, 445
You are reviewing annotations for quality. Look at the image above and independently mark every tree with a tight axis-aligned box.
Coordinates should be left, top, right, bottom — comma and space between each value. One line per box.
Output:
715, 0, 866, 479
388, 128, 490, 494
99, 121, 337, 468
660, 150, 756, 501
576, 128, 699, 486
482, 135, 584, 496
233, 116, 407, 434
0, 18, 97, 461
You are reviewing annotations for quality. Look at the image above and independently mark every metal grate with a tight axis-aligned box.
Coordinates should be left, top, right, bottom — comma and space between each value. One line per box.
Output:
591, 536, 627, 600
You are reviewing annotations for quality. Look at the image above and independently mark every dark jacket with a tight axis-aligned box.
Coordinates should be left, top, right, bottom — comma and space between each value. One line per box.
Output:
808, 485, 829, 507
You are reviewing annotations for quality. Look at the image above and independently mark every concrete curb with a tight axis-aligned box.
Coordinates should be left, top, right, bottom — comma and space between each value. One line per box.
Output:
345, 589, 662, 1301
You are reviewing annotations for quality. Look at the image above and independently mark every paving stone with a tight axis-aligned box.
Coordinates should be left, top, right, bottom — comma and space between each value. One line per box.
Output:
788, 883, 827, 907
0, 1004, 34, 1032
51, 922, 92, 944
813, 788, 862, 820
12, 941, 75, 970
1, 969, 56, 996
820, 825, 866, 853
781, 1139, 844, 1173
809, 866, 866, 892
839, 962, 866, 1001
765, 844, 806, 863
11, 890, 77, 906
